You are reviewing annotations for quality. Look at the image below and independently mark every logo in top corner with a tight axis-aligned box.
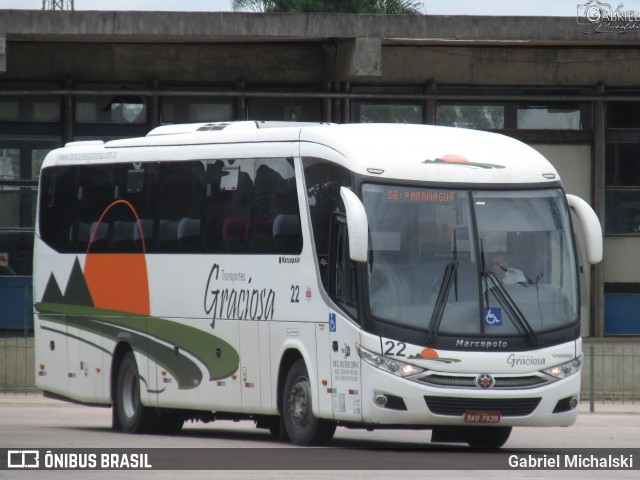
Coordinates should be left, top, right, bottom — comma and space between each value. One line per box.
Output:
577, 1, 640, 33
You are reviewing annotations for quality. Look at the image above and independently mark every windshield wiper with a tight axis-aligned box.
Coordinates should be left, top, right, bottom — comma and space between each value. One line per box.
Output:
427, 261, 458, 343
428, 228, 462, 343
484, 271, 539, 347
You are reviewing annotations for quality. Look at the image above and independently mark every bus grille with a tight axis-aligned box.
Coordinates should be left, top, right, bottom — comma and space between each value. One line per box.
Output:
424, 396, 541, 416
417, 374, 549, 389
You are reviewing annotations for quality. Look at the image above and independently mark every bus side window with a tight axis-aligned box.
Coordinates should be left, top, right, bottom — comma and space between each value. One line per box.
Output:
302, 157, 355, 290
202, 157, 302, 254
203, 159, 254, 253
76, 164, 115, 253
156, 161, 205, 253
330, 216, 359, 321
40, 166, 77, 253
251, 159, 302, 254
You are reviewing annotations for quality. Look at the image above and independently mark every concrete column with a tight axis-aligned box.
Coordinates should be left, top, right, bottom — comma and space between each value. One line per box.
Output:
62, 78, 73, 143
424, 81, 436, 125
592, 83, 606, 337
342, 82, 350, 123
0, 35, 5, 73
235, 80, 246, 120
336, 37, 381, 80
323, 81, 332, 123
332, 81, 341, 123
148, 78, 160, 128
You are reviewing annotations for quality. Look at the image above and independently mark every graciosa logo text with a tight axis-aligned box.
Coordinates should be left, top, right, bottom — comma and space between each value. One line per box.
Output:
204, 264, 275, 325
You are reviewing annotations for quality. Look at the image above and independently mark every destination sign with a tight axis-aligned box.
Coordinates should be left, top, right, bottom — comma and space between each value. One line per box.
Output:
385, 189, 456, 203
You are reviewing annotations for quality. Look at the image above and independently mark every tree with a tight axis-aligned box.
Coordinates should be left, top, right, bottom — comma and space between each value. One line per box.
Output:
376, 0, 423, 14
231, 0, 423, 14
231, 0, 274, 12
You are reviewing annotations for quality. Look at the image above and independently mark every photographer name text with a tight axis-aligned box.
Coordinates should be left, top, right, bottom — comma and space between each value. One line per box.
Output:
509, 453, 634, 469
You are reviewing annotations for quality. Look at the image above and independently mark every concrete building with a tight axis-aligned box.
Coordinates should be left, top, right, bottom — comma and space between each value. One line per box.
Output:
2, 9, 640, 345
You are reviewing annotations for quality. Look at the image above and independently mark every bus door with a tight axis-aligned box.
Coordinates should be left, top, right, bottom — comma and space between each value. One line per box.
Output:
328, 217, 363, 421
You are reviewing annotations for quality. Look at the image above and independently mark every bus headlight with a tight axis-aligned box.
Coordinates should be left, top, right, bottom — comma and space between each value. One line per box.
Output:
542, 355, 583, 379
356, 344, 425, 378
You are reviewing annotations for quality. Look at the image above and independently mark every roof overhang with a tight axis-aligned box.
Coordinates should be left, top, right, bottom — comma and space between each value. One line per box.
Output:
1, 11, 639, 47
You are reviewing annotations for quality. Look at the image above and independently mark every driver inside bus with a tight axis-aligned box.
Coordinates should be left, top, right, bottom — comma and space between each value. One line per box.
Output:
490, 251, 527, 285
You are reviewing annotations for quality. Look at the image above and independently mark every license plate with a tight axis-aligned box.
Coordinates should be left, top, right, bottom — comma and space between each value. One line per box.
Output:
464, 411, 501, 423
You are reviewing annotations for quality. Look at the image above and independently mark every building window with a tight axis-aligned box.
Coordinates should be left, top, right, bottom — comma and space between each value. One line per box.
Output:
0, 146, 39, 233
0, 187, 37, 229
247, 97, 322, 121
0, 95, 60, 123
437, 102, 587, 131
0, 147, 51, 182
607, 101, 640, 129
604, 96, 640, 334
605, 283, 640, 335
353, 102, 422, 123
605, 189, 640, 234
161, 96, 234, 124
351, 86, 422, 124
437, 104, 504, 129
0, 149, 20, 181
605, 98, 640, 235
75, 85, 147, 124
516, 106, 582, 130
0, 139, 58, 276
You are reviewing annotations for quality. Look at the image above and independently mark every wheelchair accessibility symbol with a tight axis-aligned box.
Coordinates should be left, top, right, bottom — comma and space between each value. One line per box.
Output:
484, 308, 502, 326
329, 313, 337, 332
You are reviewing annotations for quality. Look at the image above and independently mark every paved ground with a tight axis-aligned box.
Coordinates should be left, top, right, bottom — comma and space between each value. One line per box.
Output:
0, 395, 638, 480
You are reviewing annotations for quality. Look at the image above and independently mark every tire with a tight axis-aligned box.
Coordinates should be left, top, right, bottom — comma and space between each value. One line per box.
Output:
282, 359, 336, 446
115, 351, 155, 434
465, 426, 512, 449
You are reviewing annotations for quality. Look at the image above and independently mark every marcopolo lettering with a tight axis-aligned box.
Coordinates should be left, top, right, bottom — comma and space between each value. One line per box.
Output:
455, 339, 508, 349
279, 256, 300, 264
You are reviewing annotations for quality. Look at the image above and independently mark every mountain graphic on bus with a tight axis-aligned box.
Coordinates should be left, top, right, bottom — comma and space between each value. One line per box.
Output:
407, 347, 461, 364
35, 256, 240, 389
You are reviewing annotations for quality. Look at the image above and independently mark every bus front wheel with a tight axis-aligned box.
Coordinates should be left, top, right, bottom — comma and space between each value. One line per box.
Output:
282, 359, 336, 446
115, 351, 154, 434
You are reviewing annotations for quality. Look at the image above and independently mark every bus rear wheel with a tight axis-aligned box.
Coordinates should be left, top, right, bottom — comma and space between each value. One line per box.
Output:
115, 352, 155, 434
465, 426, 512, 449
282, 359, 336, 446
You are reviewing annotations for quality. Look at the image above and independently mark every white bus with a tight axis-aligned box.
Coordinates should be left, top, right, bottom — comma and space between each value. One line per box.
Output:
34, 122, 602, 448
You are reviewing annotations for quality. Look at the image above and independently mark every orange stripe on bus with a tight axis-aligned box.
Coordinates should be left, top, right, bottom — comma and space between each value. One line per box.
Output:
84, 253, 150, 316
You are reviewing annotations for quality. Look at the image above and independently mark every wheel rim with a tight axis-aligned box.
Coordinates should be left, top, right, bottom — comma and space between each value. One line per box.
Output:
121, 367, 139, 420
288, 375, 311, 430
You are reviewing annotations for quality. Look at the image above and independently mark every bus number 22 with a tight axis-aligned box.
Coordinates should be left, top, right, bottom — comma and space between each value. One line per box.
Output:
384, 340, 406, 357
290, 285, 300, 303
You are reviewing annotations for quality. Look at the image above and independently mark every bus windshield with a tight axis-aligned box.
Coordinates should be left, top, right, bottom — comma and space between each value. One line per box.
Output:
362, 184, 578, 339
